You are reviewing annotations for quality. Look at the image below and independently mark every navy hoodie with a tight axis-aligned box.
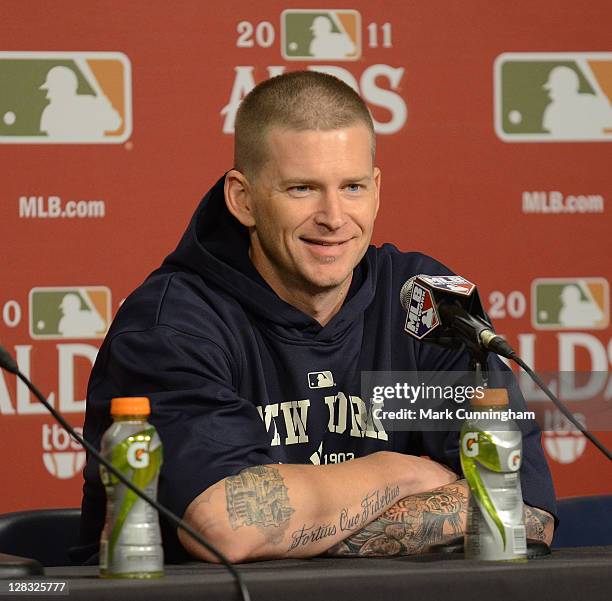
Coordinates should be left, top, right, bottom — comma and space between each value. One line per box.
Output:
74, 175, 556, 563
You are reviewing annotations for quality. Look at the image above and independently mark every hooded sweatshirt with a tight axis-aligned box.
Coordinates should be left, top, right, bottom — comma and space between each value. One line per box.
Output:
74, 175, 556, 563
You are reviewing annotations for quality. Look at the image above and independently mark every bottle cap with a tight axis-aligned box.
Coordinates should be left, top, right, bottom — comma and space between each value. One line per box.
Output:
471, 388, 509, 407
110, 397, 151, 416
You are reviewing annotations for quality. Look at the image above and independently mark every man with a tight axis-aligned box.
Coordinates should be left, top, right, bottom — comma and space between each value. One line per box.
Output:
76, 71, 556, 564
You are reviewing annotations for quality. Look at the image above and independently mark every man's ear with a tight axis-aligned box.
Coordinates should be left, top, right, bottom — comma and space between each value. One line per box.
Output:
373, 166, 381, 218
224, 169, 256, 227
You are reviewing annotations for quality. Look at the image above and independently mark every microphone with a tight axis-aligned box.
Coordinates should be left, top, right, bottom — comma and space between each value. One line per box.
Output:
398, 275, 612, 462
0, 344, 252, 599
399, 274, 516, 359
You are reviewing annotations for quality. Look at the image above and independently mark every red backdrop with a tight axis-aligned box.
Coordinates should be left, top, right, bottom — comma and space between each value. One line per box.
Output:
0, 0, 610, 512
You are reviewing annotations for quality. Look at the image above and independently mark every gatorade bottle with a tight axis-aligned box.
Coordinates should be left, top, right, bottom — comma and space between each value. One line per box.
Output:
460, 388, 527, 561
99, 396, 164, 578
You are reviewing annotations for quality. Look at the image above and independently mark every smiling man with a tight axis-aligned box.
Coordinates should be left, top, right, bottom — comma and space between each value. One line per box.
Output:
225, 123, 380, 325
76, 71, 556, 564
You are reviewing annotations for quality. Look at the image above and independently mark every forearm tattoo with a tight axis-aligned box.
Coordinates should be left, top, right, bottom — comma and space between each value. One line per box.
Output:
287, 485, 401, 552
225, 466, 295, 544
326, 481, 468, 557
523, 505, 554, 543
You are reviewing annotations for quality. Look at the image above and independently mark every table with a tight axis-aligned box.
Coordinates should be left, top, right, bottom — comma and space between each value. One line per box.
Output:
36, 547, 612, 601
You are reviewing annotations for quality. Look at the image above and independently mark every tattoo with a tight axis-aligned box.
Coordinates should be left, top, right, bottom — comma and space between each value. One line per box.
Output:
225, 466, 295, 544
524, 505, 553, 542
339, 485, 401, 532
327, 481, 468, 557
288, 523, 337, 551
288, 484, 401, 553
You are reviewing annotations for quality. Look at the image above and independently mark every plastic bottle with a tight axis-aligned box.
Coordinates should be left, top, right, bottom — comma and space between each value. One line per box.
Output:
99, 396, 164, 577
460, 388, 527, 560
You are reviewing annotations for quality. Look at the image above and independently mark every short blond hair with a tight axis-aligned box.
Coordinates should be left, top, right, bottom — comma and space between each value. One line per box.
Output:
234, 71, 375, 179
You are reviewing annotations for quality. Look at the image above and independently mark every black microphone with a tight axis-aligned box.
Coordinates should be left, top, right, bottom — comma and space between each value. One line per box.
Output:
399, 274, 516, 359
0, 344, 252, 599
398, 275, 612, 462
0, 345, 19, 374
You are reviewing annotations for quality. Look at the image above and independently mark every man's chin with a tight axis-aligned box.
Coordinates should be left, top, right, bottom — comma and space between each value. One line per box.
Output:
302, 269, 353, 292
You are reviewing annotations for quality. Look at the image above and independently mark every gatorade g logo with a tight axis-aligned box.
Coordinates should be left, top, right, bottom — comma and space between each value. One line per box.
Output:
507, 449, 521, 472
462, 432, 479, 457
0, 51, 132, 143
127, 441, 150, 469
494, 52, 612, 142
281, 9, 361, 61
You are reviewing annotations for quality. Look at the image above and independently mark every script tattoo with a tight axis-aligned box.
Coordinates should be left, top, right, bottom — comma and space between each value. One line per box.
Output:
286, 485, 401, 553
339, 484, 402, 532
327, 481, 468, 557
225, 466, 295, 544
524, 505, 554, 543
288, 523, 338, 551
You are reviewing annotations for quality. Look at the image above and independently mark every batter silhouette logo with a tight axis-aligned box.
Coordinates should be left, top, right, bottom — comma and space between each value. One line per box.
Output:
0, 51, 132, 143
308, 370, 335, 389
29, 286, 111, 340
494, 52, 612, 142
531, 278, 609, 330
281, 9, 361, 61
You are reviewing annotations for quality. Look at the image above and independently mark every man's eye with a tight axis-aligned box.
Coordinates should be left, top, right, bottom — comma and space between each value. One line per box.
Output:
289, 185, 310, 194
346, 184, 362, 193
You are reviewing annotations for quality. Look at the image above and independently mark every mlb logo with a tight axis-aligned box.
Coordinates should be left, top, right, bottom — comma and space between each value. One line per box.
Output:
404, 282, 440, 339
0, 51, 132, 144
494, 52, 612, 142
308, 370, 335, 389
281, 9, 361, 61
29, 286, 112, 340
531, 278, 609, 330
418, 275, 476, 297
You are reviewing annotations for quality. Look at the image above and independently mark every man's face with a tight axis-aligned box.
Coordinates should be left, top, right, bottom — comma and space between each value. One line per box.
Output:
245, 124, 380, 298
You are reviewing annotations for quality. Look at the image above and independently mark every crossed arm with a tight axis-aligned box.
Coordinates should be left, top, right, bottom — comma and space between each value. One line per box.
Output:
179, 452, 554, 563
326, 479, 554, 557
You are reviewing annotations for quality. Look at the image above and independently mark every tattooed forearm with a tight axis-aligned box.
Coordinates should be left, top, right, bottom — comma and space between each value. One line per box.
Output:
225, 466, 295, 544
326, 480, 468, 557
524, 505, 554, 544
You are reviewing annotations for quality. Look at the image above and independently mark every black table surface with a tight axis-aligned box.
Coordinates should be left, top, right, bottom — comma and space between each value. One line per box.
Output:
29, 547, 612, 601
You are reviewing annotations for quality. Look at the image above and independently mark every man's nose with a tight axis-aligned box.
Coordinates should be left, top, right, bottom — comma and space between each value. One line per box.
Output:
314, 190, 346, 230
